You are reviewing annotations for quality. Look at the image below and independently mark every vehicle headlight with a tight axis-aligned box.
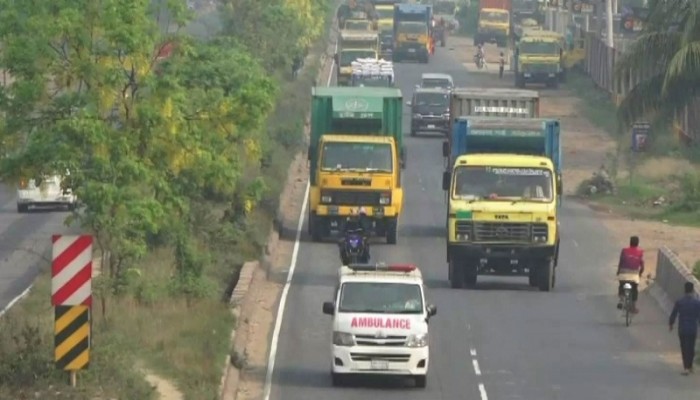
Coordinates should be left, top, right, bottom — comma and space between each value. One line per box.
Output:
533, 235, 547, 242
442, 113, 450, 119
412, 113, 423, 119
333, 331, 355, 347
456, 233, 469, 241
405, 333, 428, 348
321, 194, 332, 204
379, 193, 391, 205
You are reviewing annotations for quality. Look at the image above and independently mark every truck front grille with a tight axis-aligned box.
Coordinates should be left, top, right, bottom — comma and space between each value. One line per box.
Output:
327, 190, 381, 206
455, 221, 472, 235
350, 353, 411, 362
354, 334, 407, 346
473, 222, 544, 242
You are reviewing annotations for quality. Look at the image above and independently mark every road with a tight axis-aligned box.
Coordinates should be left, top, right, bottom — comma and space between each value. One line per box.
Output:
266, 45, 700, 399
0, 188, 73, 315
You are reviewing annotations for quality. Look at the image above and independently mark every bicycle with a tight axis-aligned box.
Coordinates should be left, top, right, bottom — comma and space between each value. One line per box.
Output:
620, 282, 634, 327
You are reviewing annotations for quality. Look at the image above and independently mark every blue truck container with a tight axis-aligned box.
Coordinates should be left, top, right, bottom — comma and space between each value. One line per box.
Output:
443, 116, 561, 202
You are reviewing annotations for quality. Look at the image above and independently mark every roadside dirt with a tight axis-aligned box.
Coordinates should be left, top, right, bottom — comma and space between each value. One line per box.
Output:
447, 35, 700, 283
140, 367, 184, 400
230, 31, 337, 400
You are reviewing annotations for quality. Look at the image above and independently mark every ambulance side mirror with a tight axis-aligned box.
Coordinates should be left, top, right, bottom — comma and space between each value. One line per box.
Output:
322, 301, 335, 315
426, 304, 437, 317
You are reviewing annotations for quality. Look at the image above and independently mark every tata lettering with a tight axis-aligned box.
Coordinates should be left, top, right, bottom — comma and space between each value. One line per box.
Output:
350, 317, 411, 329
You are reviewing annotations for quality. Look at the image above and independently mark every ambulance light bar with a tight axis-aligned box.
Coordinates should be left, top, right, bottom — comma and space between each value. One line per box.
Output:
347, 262, 417, 272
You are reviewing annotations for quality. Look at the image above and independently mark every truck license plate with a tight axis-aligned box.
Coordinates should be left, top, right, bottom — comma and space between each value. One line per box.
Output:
370, 359, 389, 370
408, 48, 416, 53
427, 124, 435, 129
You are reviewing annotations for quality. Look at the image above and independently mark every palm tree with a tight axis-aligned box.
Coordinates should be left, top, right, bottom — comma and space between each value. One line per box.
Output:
614, 0, 700, 128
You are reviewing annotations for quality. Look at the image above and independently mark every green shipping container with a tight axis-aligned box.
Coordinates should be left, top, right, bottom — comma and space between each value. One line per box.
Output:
309, 86, 403, 184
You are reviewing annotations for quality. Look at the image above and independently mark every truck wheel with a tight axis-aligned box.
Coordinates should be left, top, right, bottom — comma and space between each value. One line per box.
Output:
16, 203, 28, 213
528, 268, 538, 287
538, 258, 555, 292
414, 375, 427, 388
464, 264, 478, 287
410, 126, 416, 136
310, 213, 323, 242
448, 258, 464, 289
385, 218, 398, 244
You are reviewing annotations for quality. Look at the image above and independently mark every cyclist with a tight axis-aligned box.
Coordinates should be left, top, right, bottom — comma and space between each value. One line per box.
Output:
616, 235, 645, 313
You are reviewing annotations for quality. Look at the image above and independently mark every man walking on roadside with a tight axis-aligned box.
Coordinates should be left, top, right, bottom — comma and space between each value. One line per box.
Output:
669, 281, 700, 375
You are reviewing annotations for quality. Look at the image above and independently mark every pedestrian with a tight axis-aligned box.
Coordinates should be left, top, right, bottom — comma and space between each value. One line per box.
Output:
498, 51, 505, 79
669, 281, 700, 375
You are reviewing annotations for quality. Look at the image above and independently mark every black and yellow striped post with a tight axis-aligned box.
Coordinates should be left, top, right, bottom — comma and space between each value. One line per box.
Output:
54, 305, 90, 385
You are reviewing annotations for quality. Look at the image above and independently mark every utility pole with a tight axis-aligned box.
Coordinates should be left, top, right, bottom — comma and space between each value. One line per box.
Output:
606, 0, 614, 47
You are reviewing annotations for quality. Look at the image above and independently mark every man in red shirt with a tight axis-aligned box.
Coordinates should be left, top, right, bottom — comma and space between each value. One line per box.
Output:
617, 236, 645, 313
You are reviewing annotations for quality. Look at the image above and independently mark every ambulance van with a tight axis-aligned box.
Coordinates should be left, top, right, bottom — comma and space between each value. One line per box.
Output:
322, 263, 437, 388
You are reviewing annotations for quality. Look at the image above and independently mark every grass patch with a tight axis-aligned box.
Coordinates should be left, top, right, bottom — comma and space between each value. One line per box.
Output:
0, 6, 334, 400
565, 71, 619, 136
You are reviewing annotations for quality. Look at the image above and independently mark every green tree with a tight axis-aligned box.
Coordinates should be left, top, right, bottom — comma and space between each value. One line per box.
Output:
614, 0, 700, 127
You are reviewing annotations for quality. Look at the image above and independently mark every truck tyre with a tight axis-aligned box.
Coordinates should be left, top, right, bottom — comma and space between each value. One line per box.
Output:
528, 268, 538, 287
415, 375, 427, 388
560, 69, 567, 83
385, 217, 398, 244
16, 203, 28, 213
410, 126, 417, 136
538, 258, 555, 292
310, 213, 323, 242
464, 263, 478, 287
448, 257, 464, 289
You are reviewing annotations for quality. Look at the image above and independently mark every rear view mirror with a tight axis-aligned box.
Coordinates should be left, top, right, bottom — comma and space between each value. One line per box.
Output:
556, 174, 563, 195
426, 304, 437, 317
442, 171, 451, 191
322, 301, 335, 315
442, 141, 449, 158
400, 146, 407, 169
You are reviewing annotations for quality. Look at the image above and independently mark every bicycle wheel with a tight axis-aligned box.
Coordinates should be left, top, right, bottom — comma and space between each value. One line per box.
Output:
624, 298, 632, 327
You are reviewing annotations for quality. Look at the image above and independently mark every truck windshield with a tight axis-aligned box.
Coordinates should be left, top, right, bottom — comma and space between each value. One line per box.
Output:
397, 22, 427, 34
453, 166, 553, 202
340, 50, 376, 66
321, 142, 393, 172
520, 41, 559, 54
346, 21, 371, 30
375, 8, 393, 19
414, 92, 449, 106
338, 282, 423, 314
481, 11, 509, 23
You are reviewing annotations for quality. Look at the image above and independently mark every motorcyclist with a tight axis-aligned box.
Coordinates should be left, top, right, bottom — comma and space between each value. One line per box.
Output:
616, 235, 645, 313
474, 44, 485, 67
338, 208, 371, 263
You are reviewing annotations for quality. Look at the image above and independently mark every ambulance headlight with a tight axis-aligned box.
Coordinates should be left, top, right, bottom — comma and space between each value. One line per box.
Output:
333, 331, 355, 347
405, 333, 428, 347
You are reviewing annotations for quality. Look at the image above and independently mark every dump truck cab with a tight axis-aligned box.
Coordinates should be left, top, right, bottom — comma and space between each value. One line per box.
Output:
475, 6, 511, 47
393, 3, 433, 63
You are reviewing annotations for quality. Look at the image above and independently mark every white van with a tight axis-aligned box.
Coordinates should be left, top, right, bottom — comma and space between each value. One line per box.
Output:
16, 174, 77, 213
322, 263, 437, 388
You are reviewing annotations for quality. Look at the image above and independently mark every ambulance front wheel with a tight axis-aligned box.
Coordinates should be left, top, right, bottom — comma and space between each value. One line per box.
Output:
415, 374, 427, 388
331, 372, 345, 386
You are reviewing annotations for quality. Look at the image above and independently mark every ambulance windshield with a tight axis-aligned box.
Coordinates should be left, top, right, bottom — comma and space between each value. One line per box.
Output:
338, 282, 423, 314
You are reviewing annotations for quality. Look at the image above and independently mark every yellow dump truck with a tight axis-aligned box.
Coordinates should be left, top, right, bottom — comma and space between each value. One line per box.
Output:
336, 30, 380, 85
308, 87, 405, 244
474, 0, 512, 47
442, 117, 562, 291
514, 30, 566, 88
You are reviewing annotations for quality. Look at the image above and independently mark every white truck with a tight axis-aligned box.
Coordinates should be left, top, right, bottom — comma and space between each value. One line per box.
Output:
16, 174, 77, 213
322, 262, 437, 388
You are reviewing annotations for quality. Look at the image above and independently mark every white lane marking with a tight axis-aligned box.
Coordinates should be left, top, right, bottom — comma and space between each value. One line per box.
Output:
470, 348, 477, 356
472, 359, 482, 376
0, 284, 33, 318
262, 24, 337, 400
479, 383, 489, 400
572, 239, 579, 247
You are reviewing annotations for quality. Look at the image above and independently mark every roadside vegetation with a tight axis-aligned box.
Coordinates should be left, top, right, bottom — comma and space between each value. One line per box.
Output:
567, 3, 700, 229
0, 0, 332, 399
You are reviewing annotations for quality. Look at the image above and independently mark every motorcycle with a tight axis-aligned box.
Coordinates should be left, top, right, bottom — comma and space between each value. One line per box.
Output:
474, 53, 485, 69
338, 229, 370, 265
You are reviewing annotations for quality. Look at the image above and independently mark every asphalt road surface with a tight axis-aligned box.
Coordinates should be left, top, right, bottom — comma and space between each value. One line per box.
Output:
268, 47, 700, 399
0, 188, 73, 315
